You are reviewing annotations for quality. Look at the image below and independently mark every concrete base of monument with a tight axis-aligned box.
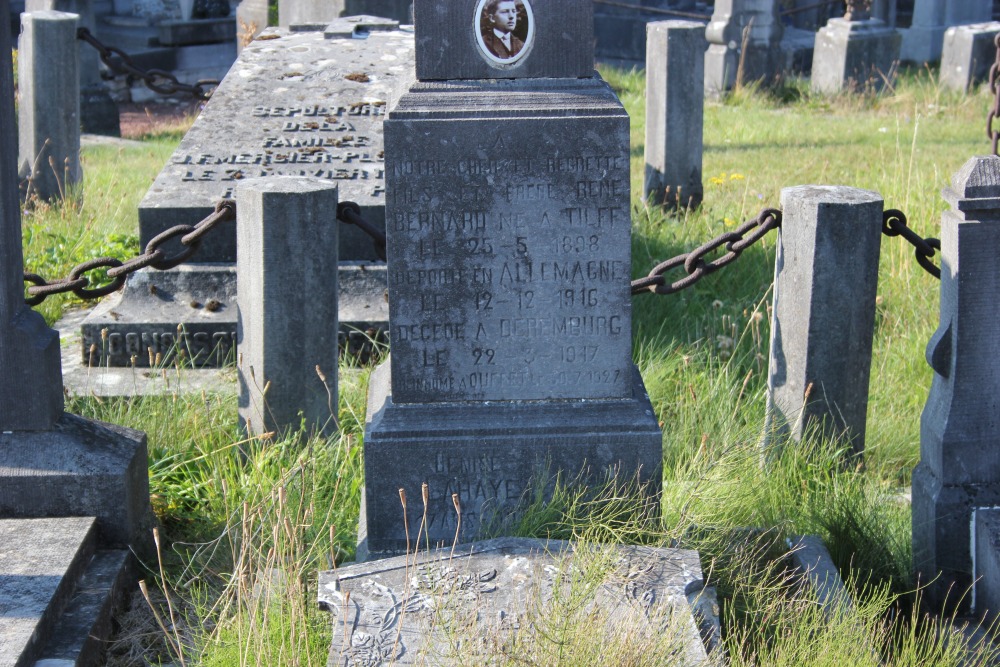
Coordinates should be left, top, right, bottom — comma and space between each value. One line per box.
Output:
79, 261, 388, 367
0, 413, 155, 556
321, 538, 716, 666
357, 362, 663, 561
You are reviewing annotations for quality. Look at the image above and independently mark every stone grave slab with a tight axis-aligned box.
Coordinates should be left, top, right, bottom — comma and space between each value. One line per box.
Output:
318, 537, 713, 666
0, 517, 96, 667
81, 19, 414, 366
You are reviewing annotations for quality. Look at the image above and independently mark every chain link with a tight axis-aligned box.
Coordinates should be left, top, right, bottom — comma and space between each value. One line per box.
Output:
77, 27, 219, 101
881, 209, 941, 279
23, 200, 236, 306
989, 33, 1000, 155
631, 208, 782, 296
338, 201, 387, 261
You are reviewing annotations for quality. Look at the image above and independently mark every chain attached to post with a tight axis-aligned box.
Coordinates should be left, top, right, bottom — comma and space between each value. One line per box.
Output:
338, 201, 387, 261
23, 200, 236, 306
881, 209, 941, 279
989, 33, 1000, 155
76, 27, 219, 100
631, 208, 782, 296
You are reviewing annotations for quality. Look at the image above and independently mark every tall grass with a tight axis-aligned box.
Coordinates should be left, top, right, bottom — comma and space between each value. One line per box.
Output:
32, 67, 998, 664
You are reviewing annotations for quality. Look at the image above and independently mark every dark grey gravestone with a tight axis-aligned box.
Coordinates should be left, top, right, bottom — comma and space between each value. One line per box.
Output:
644, 21, 705, 209
940, 22, 1000, 93
763, 186, 882, 457
413, 0, 593, 80
913, 155, 1000, 610
1, 2, 153, 554
17, 10, 82, 202
811, 17, 901, 95
362, 12, 662, 557
237, 177, 339, 438
319, 538, 712, 666
80, 22, 414, 366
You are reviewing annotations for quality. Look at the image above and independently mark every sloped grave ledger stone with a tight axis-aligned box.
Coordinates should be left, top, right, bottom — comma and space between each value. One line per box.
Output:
81, 19, 415, 366
319, 538, 716, 666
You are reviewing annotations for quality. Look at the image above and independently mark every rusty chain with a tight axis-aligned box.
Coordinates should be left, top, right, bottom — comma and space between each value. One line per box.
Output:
76, 27, 218, 101
881, 209, 940, 279
23, 200, 390, 306
989, 33, 1000, 155
631, 208, 782, 296
23, 200, 236, 306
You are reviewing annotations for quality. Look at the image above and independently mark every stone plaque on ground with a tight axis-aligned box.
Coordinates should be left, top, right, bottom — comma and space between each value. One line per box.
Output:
80, 19, 414, 366
361, 0, 662, 558
319, 538, 713, 666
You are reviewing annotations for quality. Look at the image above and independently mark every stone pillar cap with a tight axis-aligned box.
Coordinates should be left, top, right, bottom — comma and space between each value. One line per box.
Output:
943, 155, 1000, 212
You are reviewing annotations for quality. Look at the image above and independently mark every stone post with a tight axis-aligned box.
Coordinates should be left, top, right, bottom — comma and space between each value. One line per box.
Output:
644, 21, 704, 210
17, 10, 82, 202
913, 155, 1000, 610
236, 0, 268, 53
900, 0, 991, 64
939, 22, 1000, 93
279, 0, 339, 28
25, 0, 120, 136
0, 1, 152, 552
763, 186, 883, 457
237, 177, 340, 438
704, 0, 783, 97
810, 10, 901, 95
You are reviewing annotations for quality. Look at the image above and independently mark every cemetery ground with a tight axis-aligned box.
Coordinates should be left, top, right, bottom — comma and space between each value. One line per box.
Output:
18, 64, 1000, 664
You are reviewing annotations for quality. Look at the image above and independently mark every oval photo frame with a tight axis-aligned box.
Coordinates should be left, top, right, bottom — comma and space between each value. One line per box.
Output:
474, 0, 534, 68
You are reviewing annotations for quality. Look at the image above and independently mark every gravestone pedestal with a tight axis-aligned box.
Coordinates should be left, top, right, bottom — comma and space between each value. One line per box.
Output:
362, 71, 662, 558
940, 22, 1000, 93
811, 17, 901, 95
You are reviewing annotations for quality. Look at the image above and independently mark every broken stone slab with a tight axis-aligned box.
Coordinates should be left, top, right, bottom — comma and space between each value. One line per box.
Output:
319, 537, 715, 666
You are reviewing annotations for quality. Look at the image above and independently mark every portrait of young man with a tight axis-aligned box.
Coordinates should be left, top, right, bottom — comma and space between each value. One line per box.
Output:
480, 0, 527, 60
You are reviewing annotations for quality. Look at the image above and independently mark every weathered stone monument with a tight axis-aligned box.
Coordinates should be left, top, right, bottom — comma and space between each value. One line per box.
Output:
319, 538, 715, 665
80, 18, 415, 368
17, 10, 82, 202
643, 20, 705, 209
913, 155, 1000, 609
704, 0, 783, 97
939, 22, 1000, 93
1, 3, 153, 661
237, 177, 340, 437
900, 0, 991, 64
280, 0, 413, 28
360, 0, 663, 559
763, 186, 883, 456
810, 1, 901, 95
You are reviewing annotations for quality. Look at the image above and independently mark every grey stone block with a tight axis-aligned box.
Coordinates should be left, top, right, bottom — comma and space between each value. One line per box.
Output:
17, 10, 82, 202
900, 0, 991, 64
320, 538, 712, 666
0, 413, 154, 552
764, 185, 883, 456
237, 177, 340, 437
361, 363, 663, 557
413, 0, 594, 80
974, 508, 1000, 621
940, 22, 1000, 93
811, 18, 901, 95
235, 0, 267, 51
644, 20, 705, 209
786, 535, 853, 615
1, 1, 63, 430
0, 517, 97, 667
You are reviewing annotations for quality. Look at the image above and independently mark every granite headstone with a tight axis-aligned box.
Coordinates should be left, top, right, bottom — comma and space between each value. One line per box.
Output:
80, 19, 415, 366
362, 0, 663, 559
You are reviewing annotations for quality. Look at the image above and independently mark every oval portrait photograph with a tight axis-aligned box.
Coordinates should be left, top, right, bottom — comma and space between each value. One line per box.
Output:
474, 0, 534, 67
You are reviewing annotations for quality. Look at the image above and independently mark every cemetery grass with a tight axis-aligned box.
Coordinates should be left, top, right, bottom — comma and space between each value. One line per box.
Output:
24, 68, 999, 664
